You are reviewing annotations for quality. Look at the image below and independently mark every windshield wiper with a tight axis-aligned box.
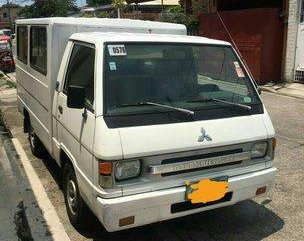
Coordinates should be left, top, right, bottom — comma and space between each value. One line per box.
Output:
116, 101, 195, 116
187, 97, 252, 110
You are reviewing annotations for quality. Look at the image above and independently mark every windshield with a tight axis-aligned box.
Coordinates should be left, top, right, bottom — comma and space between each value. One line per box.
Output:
104, 43, 261, 116
3, 30, 11, 37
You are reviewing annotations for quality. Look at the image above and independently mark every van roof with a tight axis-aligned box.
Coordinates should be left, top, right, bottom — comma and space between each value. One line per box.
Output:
16, 17, 186, 31
70, 32, 231, 46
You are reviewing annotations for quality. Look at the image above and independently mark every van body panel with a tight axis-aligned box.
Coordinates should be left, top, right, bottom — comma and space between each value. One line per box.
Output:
261, 107, 276, 137
93, 117, 123, 160
117, 114, 269, 159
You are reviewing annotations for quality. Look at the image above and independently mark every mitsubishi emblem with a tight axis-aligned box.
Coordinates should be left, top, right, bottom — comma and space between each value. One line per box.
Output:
198, 128, 212, 142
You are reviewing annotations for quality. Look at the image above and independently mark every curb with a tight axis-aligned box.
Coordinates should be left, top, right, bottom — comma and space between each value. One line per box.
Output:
260, 86, 304, 100
12, 138, 71, 241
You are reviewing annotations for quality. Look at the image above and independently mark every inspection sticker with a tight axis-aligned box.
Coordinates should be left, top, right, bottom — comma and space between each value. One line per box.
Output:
244, 96, 252, 103
109, 62, 117, 70
108, 45, 127, 56
236, 67, 245, 78
234, 61, 240, 68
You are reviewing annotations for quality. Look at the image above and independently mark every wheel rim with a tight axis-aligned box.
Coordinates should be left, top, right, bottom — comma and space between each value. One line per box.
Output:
67, 179, 78, 216
29, 130, 35, 148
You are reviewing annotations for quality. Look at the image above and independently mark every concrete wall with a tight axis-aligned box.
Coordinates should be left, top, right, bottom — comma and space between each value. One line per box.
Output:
295, 22, 304, 71
284, 0, 301, 82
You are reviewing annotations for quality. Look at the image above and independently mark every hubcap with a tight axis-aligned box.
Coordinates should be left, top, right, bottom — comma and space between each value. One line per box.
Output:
67, 179, 78, 215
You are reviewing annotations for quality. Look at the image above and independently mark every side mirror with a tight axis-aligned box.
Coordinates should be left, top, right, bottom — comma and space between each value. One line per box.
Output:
11, 34, 15, 39
67, 85, 85, 109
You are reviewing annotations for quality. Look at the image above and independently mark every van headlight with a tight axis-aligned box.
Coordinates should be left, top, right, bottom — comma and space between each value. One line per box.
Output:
251, 142, 268, 158
115, 160, 141, 181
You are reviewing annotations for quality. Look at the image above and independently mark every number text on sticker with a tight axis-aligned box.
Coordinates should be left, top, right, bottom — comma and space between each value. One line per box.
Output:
108, 45, 127, 56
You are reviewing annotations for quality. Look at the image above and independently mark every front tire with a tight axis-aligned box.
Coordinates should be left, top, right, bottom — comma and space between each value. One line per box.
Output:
63, 163, 89, 230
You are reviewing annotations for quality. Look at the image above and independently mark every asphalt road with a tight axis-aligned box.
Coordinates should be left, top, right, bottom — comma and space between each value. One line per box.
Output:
0, 89, 303, 241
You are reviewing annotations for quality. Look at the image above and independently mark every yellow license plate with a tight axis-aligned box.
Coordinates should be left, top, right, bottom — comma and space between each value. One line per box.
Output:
185, 176, 229, 204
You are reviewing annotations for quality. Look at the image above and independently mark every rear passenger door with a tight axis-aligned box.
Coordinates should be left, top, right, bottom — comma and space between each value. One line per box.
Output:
56, 42, 96, 206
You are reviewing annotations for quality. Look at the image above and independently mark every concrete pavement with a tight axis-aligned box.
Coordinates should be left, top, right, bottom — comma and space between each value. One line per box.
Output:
0, 135, 21, 241
0, 117, 53, 241
0, 78, 56, 240
260, 82, 304, 99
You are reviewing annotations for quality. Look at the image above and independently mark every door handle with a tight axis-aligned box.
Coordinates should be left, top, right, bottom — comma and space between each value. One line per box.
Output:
58, 105, 63, 114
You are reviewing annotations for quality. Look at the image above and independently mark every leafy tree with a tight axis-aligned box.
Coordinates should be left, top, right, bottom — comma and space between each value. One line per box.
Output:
20, 0, 77, 18
161, 1, 209, 29
86, 0, 112, 6
112, 0, 125, 18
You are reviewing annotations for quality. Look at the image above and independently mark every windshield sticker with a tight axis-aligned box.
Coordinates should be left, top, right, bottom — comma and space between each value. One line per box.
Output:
144, 61, 152, 66
234, 62, 240, 68
108, 45, 127, 56
244, 97, 252, 103
109, 62, 117, 70
235, 67, 245, 78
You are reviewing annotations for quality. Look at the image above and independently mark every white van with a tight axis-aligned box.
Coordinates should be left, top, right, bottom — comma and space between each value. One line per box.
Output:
16, 17, 276, 232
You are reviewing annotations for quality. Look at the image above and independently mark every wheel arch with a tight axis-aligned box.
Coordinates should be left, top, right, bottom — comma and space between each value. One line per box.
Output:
60, 146, 76, 171
23, 107, 30, 133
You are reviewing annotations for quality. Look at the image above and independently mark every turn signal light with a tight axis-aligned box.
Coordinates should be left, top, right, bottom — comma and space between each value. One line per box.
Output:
119, 216, 135, 227
99, 162, 112, 175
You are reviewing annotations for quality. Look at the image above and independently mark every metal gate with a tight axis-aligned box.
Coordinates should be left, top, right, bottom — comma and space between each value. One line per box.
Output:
199, 8, 284, 84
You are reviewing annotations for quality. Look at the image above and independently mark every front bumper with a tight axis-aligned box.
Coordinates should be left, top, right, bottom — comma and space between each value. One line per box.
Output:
95, 167, 276, 232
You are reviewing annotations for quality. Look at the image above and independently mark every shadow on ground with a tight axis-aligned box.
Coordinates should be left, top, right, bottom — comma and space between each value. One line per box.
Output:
41, 151, 284, 241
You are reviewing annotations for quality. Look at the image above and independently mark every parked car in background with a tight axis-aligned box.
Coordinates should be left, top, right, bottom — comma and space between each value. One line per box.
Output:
0, 29, 12, 37
0, 35, 14, 73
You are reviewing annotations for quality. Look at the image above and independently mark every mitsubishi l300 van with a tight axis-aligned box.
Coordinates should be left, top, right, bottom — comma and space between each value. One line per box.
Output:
16, 18, 276, 232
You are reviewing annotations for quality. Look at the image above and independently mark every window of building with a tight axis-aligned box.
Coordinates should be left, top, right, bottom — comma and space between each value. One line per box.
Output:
17, 26, 28, 64
64, 43, 95, 111
3, 12, 7, 19
30, 26, 47, 75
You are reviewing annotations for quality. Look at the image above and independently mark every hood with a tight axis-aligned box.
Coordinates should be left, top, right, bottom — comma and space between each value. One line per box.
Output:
118, 114, 272, 159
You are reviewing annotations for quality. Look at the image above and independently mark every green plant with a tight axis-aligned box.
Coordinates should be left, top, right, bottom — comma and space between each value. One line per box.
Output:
6, 80, 16, 89
161, 11, 199, 29
86, 0, 111, 6
20, 0, 77, 18
192, 0, 209, 15
167, 5, 184, 13
96, 11, 111, 18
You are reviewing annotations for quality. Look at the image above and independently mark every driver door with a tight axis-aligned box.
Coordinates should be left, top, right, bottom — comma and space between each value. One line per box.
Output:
56, 41, 96, 206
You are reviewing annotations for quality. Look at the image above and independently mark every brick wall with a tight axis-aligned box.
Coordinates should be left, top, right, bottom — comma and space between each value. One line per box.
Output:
284, 0, 301, 82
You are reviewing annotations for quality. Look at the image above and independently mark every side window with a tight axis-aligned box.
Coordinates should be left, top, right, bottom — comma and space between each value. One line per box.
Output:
63, 43, 95, 111
30, 26, 47, 75
17, 26, 28, 64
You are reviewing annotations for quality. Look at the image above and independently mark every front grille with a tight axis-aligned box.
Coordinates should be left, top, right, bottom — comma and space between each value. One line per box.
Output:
171, 192, 233, 214
161, 149, 243, 177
